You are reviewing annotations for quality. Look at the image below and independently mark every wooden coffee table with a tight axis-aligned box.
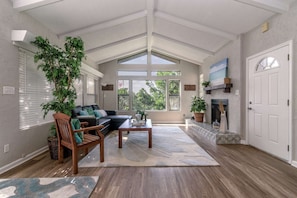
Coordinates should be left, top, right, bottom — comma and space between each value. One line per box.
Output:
118, 119, 152, 148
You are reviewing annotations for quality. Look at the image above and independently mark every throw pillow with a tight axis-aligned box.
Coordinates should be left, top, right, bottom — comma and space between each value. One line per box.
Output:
94, 110, 102, 118
98, 109, 107, 117
71, 119, 83, 144
79, 110, 89, 116
86, 108, 95, 116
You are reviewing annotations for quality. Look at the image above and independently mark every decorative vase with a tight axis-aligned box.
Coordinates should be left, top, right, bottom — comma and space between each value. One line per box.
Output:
135, 113, 141, 122
219, 112, 227, 133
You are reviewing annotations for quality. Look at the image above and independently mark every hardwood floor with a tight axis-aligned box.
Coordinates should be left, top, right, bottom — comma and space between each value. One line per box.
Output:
1, 125, 297, 198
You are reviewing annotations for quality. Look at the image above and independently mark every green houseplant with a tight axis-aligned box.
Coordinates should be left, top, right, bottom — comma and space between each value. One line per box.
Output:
31, 36, 85, 159
202, 81, 211, 87
190, 96, 206, 122
31, 36, 85, 118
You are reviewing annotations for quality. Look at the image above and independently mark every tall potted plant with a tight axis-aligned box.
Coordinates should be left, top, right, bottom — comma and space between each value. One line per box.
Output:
190, 96, 206, 122
31, 36, 85, 159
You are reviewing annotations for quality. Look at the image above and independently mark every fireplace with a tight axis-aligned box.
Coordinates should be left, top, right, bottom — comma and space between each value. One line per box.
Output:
211, 99, 228, 129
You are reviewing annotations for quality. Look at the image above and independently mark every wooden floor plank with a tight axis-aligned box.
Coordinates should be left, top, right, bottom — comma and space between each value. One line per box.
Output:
1, 125, 297, 198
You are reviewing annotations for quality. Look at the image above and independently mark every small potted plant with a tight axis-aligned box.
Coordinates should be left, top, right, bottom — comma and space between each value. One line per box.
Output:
190, 96, 207, 122
202, 81, 211, 87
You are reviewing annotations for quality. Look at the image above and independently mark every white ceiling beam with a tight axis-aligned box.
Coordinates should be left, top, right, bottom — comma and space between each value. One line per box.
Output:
58, 10, 147, 38
146, 0, 154, 53
85, 33, 147, 54
81, 62, 104, 78
152, 47, 203, 65
11, 0, 63, 11
153, 33, 214, 56
233, 0, 290, 13
96, 47, 147, 65
155, 11, 238, 41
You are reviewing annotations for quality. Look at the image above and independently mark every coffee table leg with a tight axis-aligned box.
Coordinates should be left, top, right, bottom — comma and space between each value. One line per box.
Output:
119, 130, 122, 148
148, 129, 152, 148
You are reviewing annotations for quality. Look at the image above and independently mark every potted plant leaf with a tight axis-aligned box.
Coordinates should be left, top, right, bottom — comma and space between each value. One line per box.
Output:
190, 96, 207, 122
31, 36, 85, 159
202, 80, 211, 87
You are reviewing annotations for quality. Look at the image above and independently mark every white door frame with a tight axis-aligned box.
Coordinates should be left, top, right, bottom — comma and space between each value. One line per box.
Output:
245, 40, 293, 163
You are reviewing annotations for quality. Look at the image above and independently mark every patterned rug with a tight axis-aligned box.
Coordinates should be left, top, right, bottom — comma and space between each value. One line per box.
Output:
79, 126, 219, 167
0, 176, 99, 198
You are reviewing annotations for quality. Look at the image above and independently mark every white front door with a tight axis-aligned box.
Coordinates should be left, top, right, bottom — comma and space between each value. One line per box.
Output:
247, 44, 290, 161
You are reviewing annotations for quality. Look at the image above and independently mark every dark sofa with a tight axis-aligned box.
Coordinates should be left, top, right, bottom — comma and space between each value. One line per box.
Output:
71, 104, 132, 136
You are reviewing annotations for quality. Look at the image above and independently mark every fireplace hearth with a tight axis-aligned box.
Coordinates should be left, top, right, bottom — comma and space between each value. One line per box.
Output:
211, 99, 228, 129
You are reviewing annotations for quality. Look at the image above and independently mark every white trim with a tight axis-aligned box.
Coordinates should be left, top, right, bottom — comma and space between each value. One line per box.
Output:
12, 0, 63, 11
240, 140, 248, 145
245, 40, 293, 163
81, 62, 104, 78
0, 146, 48, 175
291, 160, 297, 168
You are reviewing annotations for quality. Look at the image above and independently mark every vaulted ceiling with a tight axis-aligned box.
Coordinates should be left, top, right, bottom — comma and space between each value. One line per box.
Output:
11, 0, 297, 65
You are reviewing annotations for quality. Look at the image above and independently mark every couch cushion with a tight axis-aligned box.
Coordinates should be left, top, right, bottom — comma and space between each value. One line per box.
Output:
71, 118, 83, 144
98, 109, 107, 117
82, 105, 95, 115
79, 110, 89, 116
94, 110, 102, 118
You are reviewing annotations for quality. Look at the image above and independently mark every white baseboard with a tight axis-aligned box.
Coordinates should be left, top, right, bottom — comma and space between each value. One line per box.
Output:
240, 140, 248, 145
0, 146, 48, 175
291, 160, 297, 168
153, 121, 185, 124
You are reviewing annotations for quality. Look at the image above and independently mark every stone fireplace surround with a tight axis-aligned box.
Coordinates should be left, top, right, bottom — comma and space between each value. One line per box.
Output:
186, 99, 240, 144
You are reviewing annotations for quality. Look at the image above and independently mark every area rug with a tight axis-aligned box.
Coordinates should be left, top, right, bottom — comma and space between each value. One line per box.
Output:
0, 176, 99, 198
79, 126, 219, 167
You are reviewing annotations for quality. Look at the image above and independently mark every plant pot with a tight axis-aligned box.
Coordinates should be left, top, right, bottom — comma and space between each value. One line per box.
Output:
194, 112, 204, 122
47, 137, 71, 160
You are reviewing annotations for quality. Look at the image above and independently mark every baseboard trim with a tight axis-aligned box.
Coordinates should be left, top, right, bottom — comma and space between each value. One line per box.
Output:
291, 160, 297, 168
240, 140, 247, 145
0, 146, 48, 175
154, 121, 185, 124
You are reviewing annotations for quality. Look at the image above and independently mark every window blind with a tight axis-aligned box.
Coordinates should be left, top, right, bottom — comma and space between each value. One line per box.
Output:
19, 49, 54, 130
74, 76, 83, 106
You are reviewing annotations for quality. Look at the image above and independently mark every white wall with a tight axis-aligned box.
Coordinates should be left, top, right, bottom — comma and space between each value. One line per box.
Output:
200, 37, 242, 134
0, 1, 98, 170
98, 59, 200, 123
0, 0, 58, 169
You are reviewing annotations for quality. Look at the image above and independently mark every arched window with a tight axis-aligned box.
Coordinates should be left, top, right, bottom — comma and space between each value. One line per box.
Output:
256, 57, 280, 72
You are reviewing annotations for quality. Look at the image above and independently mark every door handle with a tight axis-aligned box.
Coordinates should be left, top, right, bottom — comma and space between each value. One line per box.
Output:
248, 107, 252, 110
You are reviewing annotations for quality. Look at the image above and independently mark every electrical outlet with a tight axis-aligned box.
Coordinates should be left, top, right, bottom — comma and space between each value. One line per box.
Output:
4, 144, 9, 153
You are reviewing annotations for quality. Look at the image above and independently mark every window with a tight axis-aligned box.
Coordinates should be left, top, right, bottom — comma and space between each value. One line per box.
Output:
116, 54, 181, 112
118, 51, 179, 65
117, 78, 180, 111
118, 70, 147, 77
151, 71, 181, 76
151, 52, 179, 64
132, 80, 166, 111
118, 52, 147, 64
256, 57, 280, 72
118, 80, 130, 110
19, 49, 54, 130
199, 74, 204, 98
87, 77, 95, 94
168, 80, 180, 111
74, 75, 83, 106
